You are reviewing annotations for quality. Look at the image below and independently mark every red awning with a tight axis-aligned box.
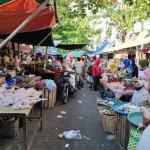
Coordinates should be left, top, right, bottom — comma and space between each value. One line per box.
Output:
0, 0, 56, 35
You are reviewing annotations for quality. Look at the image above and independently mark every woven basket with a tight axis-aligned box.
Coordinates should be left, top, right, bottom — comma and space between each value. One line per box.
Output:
97, 105, 106, 111
0, 117, 19, 138
100, 113, 115, 133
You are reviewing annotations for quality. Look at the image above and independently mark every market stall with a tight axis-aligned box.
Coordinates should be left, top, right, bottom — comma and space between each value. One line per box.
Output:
0, 86, 43, 150
100, 79, 134, 99
97, 67, 147, 150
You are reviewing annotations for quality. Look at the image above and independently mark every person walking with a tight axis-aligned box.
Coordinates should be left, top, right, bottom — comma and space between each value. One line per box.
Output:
74, 57, 84, 88
92, 59, 104, 93
130, 58, 138, 78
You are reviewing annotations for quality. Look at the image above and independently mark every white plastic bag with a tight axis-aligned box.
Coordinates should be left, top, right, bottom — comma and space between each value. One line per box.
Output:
63, 130, 82, 139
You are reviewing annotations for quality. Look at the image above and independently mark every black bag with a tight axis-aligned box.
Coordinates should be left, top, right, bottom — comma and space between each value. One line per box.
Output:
87, 65, 92, 76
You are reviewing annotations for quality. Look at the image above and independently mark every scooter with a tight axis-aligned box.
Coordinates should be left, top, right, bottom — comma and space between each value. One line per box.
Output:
61, 71, 75, 104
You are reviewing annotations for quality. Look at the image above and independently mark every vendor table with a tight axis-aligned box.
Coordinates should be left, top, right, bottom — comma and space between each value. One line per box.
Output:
100, 79, 134, 99
0, 91, 43, 150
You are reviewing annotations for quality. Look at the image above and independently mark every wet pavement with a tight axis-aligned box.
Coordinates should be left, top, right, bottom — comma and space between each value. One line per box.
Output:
0, 84, 121, 150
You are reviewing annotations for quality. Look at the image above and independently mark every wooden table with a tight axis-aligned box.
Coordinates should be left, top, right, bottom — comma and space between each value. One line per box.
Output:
0, 91, 43, 150
100, 79, 134, 99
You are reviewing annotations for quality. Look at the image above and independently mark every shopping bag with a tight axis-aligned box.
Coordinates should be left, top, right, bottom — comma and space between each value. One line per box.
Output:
127, 128, 143, 150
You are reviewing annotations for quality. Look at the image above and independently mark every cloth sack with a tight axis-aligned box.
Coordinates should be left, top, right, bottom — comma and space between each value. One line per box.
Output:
127, 128, 142, 150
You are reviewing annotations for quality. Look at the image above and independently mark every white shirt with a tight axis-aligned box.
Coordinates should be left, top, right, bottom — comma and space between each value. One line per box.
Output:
75, 61, 84, 74
132, 88, 150, 105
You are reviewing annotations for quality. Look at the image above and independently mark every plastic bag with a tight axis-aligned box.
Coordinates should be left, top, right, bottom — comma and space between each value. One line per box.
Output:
63, 130, 82, 139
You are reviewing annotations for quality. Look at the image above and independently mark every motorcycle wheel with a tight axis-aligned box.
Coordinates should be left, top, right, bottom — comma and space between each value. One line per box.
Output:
77, 81, 80, 89
62, 83, 69, 104
69, 86, 74, 95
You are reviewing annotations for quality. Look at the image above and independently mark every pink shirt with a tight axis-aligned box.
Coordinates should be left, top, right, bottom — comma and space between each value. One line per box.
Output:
14, 59, 20, 66
141, 68, 150, 91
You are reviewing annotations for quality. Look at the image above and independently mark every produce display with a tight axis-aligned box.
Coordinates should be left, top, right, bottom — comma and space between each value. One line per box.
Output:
97, 98, 114, 106
99, 106, 115, 116
119, 103, 141, 112
0, 86, 44, 110
16, 76, 41, 88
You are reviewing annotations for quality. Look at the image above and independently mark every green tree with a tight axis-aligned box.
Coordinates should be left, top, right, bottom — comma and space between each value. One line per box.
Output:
69, 0, 150, 42
52, 0, 102, 51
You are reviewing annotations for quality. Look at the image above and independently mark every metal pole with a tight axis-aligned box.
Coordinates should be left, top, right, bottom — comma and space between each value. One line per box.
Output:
0, 0, 49, 49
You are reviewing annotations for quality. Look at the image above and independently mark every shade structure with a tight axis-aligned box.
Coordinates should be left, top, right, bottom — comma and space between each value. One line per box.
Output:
0, 0, 44, 5
0, 28, 54, 46
0, 0, 56, 35
87, 42, 110, 55
67, 51, 86, 58
56, 44, 86, 50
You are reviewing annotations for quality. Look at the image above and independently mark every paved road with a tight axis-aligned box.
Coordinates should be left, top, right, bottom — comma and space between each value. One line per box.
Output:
0, 84, 121, 150
31, 84, 121, 150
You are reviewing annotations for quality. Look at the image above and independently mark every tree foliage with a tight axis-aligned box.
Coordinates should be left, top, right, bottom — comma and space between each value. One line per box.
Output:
52, 0, 102, 50
53, 0, 150, 52
69, 0, 150, 42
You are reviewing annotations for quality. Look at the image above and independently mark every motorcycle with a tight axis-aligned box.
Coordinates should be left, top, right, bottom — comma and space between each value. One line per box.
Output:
55, 71, 76, 104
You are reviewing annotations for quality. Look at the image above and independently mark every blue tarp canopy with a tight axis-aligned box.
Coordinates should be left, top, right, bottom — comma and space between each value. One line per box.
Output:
87, 42, 110, 56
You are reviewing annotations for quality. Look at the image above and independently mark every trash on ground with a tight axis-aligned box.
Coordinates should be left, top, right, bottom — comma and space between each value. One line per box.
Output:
79, 117, 83, 120
65, 144, 69, 148
78, 100, 82, 103
83, 135, 90, 140
58, 133, 64, 139
106, 135, 116, 140
101, 144, 105, 147
83, 94, 85, 96
57, 115, 62, 119
61, 111, 67, 115
63, 130, 82, 139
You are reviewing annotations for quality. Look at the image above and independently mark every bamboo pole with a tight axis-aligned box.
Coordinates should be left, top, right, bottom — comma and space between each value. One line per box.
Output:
0, 0, 49, 49
44, 46, 48, 69
33, 30, 53, 74
33, 25, 59, 74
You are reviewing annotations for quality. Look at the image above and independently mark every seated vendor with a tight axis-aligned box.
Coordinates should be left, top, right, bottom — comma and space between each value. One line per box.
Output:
131, 80, 150, 106
13, 55, 21, 72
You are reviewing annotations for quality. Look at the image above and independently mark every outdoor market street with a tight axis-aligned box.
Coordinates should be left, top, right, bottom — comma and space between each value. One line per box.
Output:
30, 83, 121, 150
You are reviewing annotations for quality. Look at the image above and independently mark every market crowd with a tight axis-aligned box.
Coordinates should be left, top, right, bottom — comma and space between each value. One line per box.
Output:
1, 45, 150, 149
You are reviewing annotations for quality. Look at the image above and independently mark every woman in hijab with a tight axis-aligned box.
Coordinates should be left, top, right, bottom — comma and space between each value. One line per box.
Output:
130, 58, 138, 78
118, 58, 132, 78
109, 62, 118, 73
122, 58, 133, 75
139, 59, 150, 92
132, 80, 150, 106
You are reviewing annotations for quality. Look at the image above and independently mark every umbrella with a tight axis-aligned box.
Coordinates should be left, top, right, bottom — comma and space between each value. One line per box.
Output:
78, 50, 86, 56
47, 50, 52, 55
36, 49, 43, 54
67, 51, 80, 58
